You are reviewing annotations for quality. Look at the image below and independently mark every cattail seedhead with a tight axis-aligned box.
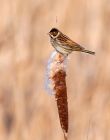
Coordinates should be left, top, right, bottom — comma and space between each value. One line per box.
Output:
46, 51, 68, 140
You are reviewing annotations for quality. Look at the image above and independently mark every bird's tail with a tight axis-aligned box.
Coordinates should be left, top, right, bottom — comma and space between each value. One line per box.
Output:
81, 49, 95, 55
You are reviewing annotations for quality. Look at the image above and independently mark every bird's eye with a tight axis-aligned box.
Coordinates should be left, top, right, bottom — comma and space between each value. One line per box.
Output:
52, 31, 57, 36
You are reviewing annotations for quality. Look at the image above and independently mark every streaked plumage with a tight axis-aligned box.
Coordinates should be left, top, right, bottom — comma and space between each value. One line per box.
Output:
48, 28, 95, 55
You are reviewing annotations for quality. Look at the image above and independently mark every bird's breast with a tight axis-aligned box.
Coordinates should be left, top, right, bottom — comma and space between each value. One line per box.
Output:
50, 38, 72, 55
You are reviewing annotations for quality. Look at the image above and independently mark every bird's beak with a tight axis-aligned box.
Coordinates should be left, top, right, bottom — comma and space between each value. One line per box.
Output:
47, 32, 51, 36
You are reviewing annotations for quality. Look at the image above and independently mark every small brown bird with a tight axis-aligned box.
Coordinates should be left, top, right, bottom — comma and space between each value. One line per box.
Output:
48, 28, 95, 56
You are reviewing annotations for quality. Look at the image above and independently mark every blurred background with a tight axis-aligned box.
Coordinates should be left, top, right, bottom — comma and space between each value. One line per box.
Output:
0, 0, 110, 140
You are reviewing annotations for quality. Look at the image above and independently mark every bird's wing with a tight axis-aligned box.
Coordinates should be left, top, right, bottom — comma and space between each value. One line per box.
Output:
58, 33, 84, 51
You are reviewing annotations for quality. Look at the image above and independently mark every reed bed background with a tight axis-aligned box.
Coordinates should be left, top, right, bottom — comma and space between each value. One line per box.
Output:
0, 0, 110, 140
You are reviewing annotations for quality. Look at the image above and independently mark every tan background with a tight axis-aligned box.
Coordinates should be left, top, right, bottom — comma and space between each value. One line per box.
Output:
0, 0, 110, 140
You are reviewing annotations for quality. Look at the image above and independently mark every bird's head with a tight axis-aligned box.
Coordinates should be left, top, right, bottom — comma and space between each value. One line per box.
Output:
48, 28, 60, 39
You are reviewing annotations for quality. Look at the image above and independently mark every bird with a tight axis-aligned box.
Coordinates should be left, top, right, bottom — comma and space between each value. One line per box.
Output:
48, 28, 95, 56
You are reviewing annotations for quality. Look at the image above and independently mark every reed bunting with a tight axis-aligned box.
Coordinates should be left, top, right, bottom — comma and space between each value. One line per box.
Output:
48, 28, 95, 56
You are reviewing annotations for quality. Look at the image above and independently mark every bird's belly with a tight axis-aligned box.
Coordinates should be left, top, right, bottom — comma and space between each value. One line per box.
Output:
56, 46, 69, 54
54, 44, 72, 55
